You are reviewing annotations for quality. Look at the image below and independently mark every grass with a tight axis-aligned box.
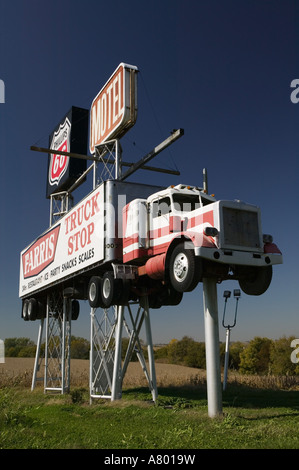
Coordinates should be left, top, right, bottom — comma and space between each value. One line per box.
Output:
0, 359, 299, 449
0, 383, 299, 449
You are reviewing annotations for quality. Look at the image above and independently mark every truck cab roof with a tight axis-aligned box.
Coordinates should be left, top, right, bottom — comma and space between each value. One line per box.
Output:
147, 184, 216, 207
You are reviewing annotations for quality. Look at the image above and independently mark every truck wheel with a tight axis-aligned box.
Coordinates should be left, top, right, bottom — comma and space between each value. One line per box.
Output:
164, 285, 183, 306
169, 243, 200, 293
101, 272, 121, 308
88, 276, 105, 308
71, 300, 80, 320
22, 299, 29, 321
36, 300, 46, 319
118, 280, 131, 306
28, 298, 37, 321
239, 266, 272, 296
153, 285, 183, 307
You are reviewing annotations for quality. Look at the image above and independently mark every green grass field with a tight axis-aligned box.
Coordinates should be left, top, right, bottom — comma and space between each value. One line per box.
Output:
0, 383, 298, 450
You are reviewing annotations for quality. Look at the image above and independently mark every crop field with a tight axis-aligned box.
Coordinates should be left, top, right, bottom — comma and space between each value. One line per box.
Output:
1, 358, 299, 450
0, 357, 207, 388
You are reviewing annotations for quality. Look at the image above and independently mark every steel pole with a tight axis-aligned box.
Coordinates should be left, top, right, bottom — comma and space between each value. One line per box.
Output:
111, 306, 124, 400
89, 308, 94, 404
203, 278, 223, 417
223, 328, 231, 391
31, 318, 44, 391
44, 298, 50, 392
61, 300, 66, 394
143, 296, 158, 401
115, 139, 122, 179
66, 299, 71, 393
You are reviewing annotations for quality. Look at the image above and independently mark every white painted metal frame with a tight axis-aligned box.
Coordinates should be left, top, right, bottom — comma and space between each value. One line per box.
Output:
31, 318, 44, 390
94, 139, 122, 187
49, 191, 73, 227
90, 306, 117, 399
89, 298, 157, 403
44, 293, 72, 394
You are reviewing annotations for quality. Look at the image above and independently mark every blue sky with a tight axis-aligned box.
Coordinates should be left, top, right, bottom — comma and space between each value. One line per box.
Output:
0, 0, 298, 345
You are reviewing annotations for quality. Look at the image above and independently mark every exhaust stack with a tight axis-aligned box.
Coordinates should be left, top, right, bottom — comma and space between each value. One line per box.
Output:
203, 168, 208, 194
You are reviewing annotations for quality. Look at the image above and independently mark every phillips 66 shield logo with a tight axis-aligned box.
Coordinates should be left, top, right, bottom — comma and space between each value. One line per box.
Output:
49, 117, 71, 186
46, 106, 88, 198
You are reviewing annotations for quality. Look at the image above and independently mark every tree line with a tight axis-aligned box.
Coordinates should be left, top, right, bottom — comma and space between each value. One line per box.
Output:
4, 337, 90, 360
4, 337, 137, 361
155, 336, 299, 375
3, 335, 299, 375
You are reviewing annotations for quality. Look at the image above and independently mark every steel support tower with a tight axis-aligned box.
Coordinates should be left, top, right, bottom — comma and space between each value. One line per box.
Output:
89, 141, 157, 402
31, 292, 72, 393
89, 298, 157, 402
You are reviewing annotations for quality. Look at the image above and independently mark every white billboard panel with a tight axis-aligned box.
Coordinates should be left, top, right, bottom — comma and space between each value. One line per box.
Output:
19, 185, 105, 298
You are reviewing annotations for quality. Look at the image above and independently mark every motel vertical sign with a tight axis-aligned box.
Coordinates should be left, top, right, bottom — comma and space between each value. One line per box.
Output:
89, 63, 138, 153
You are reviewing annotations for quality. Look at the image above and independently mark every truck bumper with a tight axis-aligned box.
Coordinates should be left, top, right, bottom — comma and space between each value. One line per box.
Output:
194, 246, 283, 267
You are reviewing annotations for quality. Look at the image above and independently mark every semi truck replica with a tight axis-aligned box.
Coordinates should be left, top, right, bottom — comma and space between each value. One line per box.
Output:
20, 177, 283, 321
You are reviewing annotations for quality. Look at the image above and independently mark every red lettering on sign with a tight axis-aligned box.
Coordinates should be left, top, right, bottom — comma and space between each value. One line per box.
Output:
90, 65, 124, 152
64, 191, 99, 255
22, 225, 60, 278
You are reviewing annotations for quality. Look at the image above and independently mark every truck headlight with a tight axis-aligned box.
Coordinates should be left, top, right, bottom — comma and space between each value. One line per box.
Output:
204, 227, 219, 237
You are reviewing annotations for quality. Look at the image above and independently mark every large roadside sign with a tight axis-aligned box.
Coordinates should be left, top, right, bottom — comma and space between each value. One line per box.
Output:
89, 63, 138, 154
19, 185, 105, 298
46, 106, 89, 198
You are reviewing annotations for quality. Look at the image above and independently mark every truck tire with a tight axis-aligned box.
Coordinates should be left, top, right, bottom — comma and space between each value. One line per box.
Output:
22, 299, 29, 321
88, 276, 105, 308
164, 286, 183, 306
169, 243, 200, 293
239, 266, 272, 296
37, 301, 46, 319
118, 280, 131, 306
28, 298, 37, 321
150, 285, 183, 308
71, 300, 80, 320
101, 272, 121, 308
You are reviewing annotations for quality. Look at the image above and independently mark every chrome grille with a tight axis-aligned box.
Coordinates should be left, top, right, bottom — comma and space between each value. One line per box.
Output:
222, 207, 261, 249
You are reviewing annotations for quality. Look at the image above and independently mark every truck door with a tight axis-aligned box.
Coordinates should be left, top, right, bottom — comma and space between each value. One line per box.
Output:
149, 196, 171, 254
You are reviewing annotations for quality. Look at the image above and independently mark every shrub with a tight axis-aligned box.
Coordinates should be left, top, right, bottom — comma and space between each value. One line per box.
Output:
239, 337, 273, 375
269, 336, 298, 375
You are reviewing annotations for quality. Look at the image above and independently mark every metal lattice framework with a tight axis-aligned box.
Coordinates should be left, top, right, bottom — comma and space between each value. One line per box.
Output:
44, 293, 71, 393
90, 299, 157, 402
90, 306, 117, 398
49, 191, 73, 227
94, 139, 122, 186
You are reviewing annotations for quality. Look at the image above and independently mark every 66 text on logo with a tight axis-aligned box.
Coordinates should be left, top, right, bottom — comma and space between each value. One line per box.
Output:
51, 152, 68, 182
49, 117, 71, 186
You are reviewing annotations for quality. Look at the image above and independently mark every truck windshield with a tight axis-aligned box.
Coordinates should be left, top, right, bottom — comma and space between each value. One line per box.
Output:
201, 196, 214, 206
172, 194, 200, 212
